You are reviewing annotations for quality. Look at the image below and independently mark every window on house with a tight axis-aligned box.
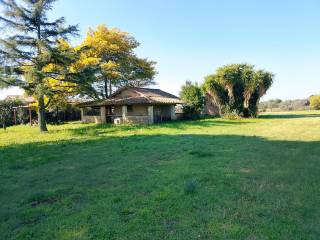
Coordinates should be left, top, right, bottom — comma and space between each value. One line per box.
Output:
84, 107, 101, 116
127, 105, 133, 113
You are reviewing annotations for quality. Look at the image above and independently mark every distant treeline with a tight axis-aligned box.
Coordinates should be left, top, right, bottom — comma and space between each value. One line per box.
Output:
259, 99, 310, 112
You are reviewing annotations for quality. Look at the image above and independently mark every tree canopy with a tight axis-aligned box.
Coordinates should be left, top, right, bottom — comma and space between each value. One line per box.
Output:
203, 64, 274, 117
310, 95, 320, 110
0, 0, 95, 132
77, 25, 157, 99
179, 81, 204, 119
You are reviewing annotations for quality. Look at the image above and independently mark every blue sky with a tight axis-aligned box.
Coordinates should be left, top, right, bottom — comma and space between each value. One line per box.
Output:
1, 0, 320, 100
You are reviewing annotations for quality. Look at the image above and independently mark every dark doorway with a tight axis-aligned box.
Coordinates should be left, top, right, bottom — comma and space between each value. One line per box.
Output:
153, 105, 171, 123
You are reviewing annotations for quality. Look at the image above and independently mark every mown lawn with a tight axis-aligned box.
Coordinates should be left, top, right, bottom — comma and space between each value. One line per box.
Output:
1, 111, 320, 239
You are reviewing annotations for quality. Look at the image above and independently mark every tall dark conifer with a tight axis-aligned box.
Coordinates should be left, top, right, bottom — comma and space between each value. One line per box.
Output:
0, 0, 86, 132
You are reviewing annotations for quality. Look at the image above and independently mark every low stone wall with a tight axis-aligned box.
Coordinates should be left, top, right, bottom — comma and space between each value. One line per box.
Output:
125, 116, 150, 124
81, 115, 102, 124
114, 116, 150, 124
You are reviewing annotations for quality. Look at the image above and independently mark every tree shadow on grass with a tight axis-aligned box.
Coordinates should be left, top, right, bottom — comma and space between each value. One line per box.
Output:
1, 133, 320, 239
259, 113, 320, 119
155, 119, 254, 128
65, 119, 253, 137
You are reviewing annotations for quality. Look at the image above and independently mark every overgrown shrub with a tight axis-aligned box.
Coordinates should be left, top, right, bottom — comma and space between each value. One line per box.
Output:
310, 95, 320, 110
180, 81, 204, 119
222, 110, 242, 120
203, 64, 274, 118
182, 106, 201, 120
0, 99, 23, 129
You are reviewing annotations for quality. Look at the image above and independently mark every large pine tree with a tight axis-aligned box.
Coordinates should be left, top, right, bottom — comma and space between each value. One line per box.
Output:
0, 0, 92, 132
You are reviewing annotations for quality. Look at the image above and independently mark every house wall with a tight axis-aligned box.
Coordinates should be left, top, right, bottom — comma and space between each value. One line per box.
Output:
114, 106, 122, 116
81, 104, 178, 124
117, 105, 150, 124
122, 116, 150, 124
81, 107, 102, 123
100, 106, 106, 123
127, 105, 148, 116
113, 105, 148, 116
81, 115, 103, 124
170, 105, 177, 120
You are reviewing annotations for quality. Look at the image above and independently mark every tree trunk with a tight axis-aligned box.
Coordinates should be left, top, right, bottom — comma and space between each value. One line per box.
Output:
104, 79, 109, 98
226, 85, 235, 106
243, 95, 251, 117
38, 95, 48, 132
209, 91, 223, 116
29, 108, 32, 126
56, 107, 59, 123
109, 80, 112, 97
13, 109, 16, 125
2, 122, 6, 131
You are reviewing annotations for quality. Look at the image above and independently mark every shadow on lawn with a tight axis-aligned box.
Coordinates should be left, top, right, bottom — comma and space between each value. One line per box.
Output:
67, 119, 253, 137
162, 119, 253, 128
2, 133, 319, 169
1, 133, 320, 239
259, 113, 320, 119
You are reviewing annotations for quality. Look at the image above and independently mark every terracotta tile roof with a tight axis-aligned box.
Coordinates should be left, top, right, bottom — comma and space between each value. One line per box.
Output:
5, 95, 35, 103
79, 87, 183, 107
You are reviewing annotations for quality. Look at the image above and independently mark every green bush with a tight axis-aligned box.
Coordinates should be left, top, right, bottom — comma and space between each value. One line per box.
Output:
0, 99, 23, 129
203, 64, 274, 118
310, 95, 320, 110
180, 81, 204, 119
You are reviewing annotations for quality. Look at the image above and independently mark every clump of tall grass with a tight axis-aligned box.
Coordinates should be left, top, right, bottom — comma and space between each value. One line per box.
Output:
184, 179, 197, 194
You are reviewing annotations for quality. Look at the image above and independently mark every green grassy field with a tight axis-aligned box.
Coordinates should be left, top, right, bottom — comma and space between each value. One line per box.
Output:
1, 111, 320, 239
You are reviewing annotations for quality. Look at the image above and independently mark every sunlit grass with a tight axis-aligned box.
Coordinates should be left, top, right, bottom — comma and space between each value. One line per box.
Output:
1, 110, 320, 239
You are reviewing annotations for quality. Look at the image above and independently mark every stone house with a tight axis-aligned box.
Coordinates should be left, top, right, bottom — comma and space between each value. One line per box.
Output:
79, 87, 183, 124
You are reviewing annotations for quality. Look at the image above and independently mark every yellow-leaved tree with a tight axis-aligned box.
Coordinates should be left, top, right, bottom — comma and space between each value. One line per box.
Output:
78, 25, 157, 99
310, 95, 320, 110
26, 39, 97, 112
